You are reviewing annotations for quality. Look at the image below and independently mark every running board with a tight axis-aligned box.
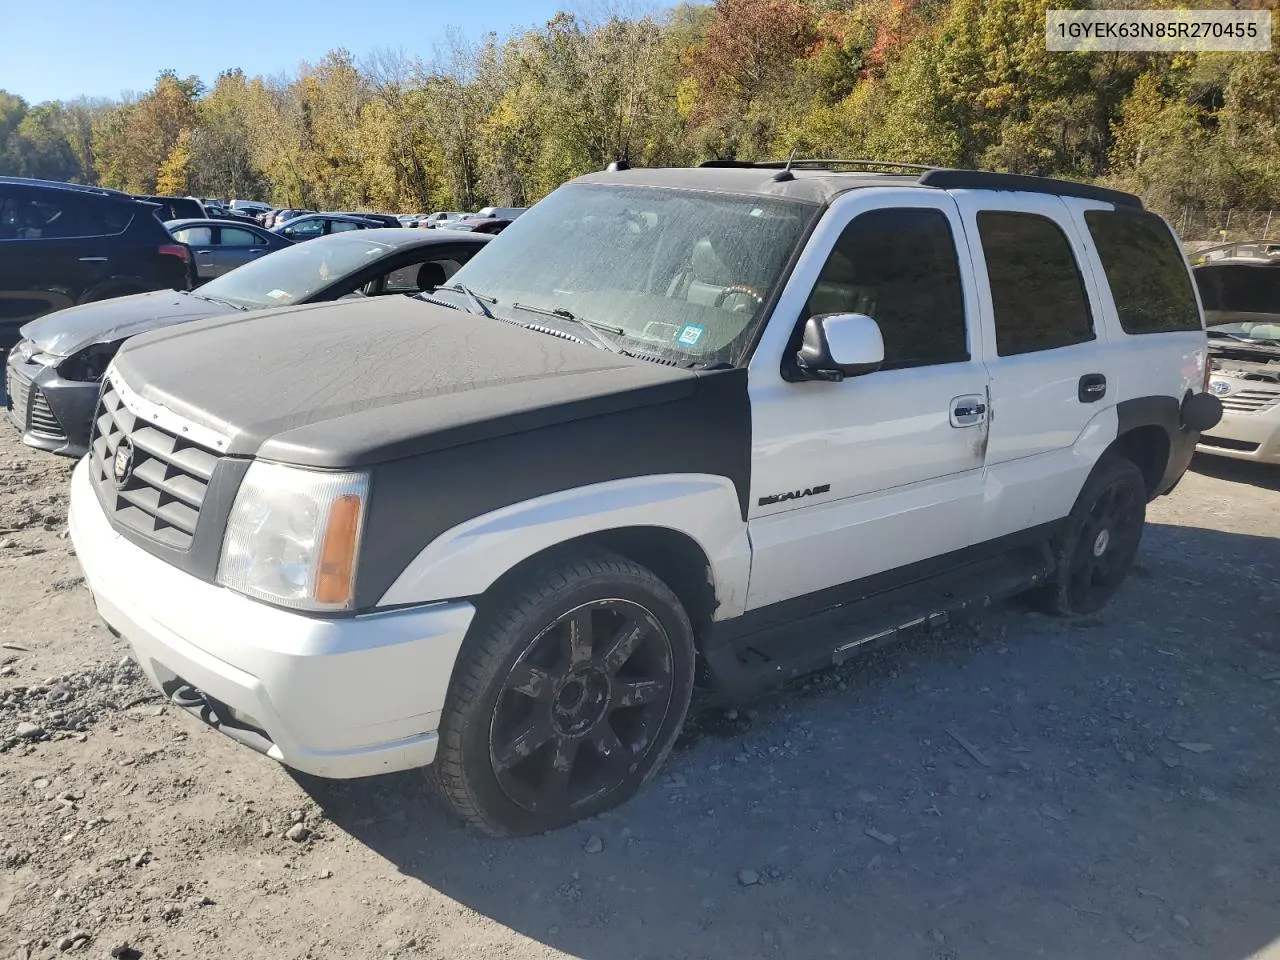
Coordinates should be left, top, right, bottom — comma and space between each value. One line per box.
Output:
703, 543, 1053, 700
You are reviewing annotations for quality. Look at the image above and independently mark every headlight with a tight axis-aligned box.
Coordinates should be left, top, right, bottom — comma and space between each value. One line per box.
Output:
12, 339, 57, 365
217, 461, 369, 611
57, 341, 120, 382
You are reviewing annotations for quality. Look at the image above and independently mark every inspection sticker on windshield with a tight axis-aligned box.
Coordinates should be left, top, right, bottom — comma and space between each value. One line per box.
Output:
677, 324, 704, 346
266, 289, 289, 301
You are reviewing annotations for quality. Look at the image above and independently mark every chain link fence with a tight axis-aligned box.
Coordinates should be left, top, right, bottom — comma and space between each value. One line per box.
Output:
1161, 208, 1280, 249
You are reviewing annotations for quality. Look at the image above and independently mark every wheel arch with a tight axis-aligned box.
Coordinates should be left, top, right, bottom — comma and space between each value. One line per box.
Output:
1110, 395, 1193, 499
375, 473, 752, 622
479, 526, 721, 650
79, 276, 148, 303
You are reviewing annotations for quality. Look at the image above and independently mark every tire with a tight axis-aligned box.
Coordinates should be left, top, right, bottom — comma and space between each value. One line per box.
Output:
1038, 454, 1148, 617
431, 551, 697, 837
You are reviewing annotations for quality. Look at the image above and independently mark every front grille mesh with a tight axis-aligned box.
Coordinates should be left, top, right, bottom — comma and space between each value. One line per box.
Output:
1221, 388, 1280, 415
89, 382, 219, 549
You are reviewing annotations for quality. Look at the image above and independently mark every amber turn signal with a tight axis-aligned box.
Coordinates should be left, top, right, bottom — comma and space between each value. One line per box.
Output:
315, 494, 363, 606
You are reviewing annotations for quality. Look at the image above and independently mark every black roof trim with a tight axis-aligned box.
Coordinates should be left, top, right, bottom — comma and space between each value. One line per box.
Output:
699, 158, 938, 173
0, 176, 134, 200
917, 169, 1143, 209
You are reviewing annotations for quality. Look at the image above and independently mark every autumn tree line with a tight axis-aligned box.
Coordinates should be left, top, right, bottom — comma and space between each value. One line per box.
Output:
1, 0, 1278, 221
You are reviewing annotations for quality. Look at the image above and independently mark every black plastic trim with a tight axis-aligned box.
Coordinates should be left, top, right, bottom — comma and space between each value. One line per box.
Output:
918, 170, 1143, 209
706, 519, 1066, 650
354, 367, 752, 610
1114, 394, 1199, 497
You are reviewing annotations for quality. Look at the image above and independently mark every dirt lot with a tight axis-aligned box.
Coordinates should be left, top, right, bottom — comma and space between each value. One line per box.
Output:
2, 428, 1280, 960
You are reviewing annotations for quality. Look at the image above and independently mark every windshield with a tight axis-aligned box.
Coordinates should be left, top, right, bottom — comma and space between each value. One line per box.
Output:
1207, 320, 1280, 344
444, 183, 815, 364
199, 234, 394, 308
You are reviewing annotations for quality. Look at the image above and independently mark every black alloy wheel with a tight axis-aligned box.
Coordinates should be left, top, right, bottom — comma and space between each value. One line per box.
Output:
1041, 455, 1148, 616
489, 598, 674, 815
431, 552, 696, 836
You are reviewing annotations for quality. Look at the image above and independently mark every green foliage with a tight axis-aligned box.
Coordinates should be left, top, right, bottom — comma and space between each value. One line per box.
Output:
1, 2, 1278, 217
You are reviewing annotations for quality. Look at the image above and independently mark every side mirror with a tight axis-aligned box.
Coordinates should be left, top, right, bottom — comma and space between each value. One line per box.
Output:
792, 313, 885, 382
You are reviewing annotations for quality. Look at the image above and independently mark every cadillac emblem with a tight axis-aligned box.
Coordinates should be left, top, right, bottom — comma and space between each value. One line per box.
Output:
112, 438, 135, 486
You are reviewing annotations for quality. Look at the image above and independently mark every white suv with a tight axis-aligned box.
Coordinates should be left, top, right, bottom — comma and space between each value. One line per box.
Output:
67, 161, 1221, 836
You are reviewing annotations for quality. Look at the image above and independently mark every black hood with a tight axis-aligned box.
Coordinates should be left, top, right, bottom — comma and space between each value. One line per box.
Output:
112, 296, 701, 467
21, 290, 238, 357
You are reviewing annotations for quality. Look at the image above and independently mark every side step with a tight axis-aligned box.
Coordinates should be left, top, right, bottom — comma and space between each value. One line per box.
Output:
702, 543, 1053, 700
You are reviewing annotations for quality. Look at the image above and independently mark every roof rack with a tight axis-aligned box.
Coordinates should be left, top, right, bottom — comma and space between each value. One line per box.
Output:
698, 157, 938, 173
917, 169, 1143, 209
0, 176, 130, 199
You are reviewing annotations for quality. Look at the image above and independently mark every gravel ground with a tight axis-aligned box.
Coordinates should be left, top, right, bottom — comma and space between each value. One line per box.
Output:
1, 426, 1279, 960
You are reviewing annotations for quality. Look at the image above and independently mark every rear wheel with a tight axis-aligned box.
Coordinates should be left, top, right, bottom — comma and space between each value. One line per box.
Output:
431, 552, 696, 836
1039, 455, 1147, 616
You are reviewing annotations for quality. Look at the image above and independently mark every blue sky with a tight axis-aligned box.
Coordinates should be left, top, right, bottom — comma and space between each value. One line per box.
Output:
0, 0, 649, 104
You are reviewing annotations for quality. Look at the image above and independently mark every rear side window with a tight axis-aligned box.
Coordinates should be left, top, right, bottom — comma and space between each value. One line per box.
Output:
218, 226, 263, 246
804, 207, 969, 369
1085, 210, 1201, 334
978, 211, 1094, 356
0, 189, 132, 240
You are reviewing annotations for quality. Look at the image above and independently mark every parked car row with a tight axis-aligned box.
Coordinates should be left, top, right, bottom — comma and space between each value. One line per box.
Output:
2, 162, 1236, 839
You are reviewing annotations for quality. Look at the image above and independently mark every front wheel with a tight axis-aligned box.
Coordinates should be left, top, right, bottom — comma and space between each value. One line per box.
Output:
431, 552, 696, 836
1039, 454, 1148, 616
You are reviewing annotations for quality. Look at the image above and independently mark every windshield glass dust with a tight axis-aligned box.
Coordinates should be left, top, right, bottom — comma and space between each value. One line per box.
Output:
442, 183, 815, 363
199, 235, 392, 307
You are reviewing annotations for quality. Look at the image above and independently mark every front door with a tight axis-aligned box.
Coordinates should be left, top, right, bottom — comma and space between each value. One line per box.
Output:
951, 194, 1116, 538
745, 189, 991, 611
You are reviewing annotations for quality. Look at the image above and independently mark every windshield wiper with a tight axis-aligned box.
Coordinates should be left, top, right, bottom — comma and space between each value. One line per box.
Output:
192, 292, 249, 311
435, 283, 495, 319
510, 302, 624, 354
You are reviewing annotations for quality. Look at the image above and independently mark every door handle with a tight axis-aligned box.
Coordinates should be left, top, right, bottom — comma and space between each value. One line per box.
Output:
196, 250, 214, 255
950, 394, 988, 428
1078, 373, 1107, 403
77, 256, 108, 262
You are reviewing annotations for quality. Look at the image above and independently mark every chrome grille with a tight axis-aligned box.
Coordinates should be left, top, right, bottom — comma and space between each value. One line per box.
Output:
1220, 388, 1280, 415
27, 389, 65, 439
89, 381, 219, 549
6, 362, 31, 431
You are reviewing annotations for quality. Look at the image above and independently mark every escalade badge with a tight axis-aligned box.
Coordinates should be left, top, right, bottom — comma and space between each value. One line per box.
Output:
113, 438, 135, 486
758, 483, 830, 507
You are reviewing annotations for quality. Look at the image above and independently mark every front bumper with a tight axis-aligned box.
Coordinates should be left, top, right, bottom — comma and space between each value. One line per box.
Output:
68, 457, 475, 778
5, 350, 98, 458
1197, 405, 1280, 464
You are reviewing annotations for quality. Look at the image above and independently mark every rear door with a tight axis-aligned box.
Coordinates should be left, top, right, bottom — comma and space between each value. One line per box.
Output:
0, 186, 109, 342
951, 191, 1116, 538
170, 224, 217, 281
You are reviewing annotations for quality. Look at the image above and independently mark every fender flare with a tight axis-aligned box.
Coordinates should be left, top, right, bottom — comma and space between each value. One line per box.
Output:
377, 473, 753, 619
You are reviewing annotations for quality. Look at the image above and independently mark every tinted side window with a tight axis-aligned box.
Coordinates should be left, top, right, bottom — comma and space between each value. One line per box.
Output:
0, 190, 100, 240
219, 227, 262, 246
1085, 210, 1201, 334
172, 226, 213, 245
330, 220, 362, 233
977, 212, 1094, 356
285, 219, 323, 238
804, 207, 969, 369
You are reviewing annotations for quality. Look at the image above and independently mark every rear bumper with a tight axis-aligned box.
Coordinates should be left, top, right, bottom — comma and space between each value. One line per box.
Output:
69, 457, 475, 778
